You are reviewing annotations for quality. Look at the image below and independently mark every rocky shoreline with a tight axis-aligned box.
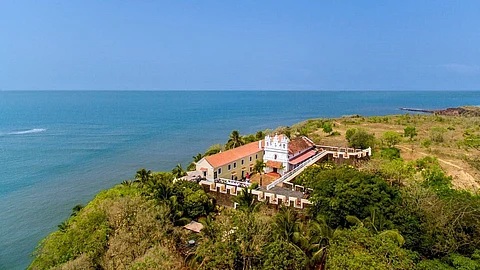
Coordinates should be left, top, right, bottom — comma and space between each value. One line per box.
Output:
399, 106, 480, 117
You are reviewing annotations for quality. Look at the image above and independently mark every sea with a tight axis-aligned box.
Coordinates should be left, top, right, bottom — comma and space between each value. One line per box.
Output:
0, 90, 479, 269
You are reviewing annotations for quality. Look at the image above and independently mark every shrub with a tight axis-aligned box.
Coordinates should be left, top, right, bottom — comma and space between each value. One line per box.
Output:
383, 131, 402, 147
404, 126, 417, 140
422, 139, 432, 148
346, 129, 376, 149
430, 127, 447, 143
380, 147, 401, 160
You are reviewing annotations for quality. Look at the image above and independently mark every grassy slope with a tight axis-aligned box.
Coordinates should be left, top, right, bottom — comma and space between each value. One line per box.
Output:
292, 113, 480, 191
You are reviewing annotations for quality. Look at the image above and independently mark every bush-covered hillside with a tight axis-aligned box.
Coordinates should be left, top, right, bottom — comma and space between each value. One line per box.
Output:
30, 113, 480, 269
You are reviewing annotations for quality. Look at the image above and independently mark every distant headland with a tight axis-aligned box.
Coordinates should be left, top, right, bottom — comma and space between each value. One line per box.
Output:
400, 105, 480, 117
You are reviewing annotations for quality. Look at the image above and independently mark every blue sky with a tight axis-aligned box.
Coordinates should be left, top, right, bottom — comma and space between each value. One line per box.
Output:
0, 1, 479, 90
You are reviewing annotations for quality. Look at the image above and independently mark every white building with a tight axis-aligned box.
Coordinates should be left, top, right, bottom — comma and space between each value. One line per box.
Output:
263, 134, 316, 175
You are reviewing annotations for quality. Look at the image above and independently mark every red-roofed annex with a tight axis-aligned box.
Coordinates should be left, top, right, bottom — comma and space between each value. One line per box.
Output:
195, 140, 263, 180
195, 134, 319, 181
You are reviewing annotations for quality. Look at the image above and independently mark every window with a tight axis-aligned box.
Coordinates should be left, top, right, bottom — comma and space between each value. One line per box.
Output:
249, 156, 252, 162
228, 164, 231, 171
241, 159, 244, 165
214, 172, 217, 179
274, 154, 277, 160
233, 162, 237, 168
255, 154, 258, 159
218, 168, 222, 174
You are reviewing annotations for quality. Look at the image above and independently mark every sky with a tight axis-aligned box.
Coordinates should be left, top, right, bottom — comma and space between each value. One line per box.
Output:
0, 1, 479, 91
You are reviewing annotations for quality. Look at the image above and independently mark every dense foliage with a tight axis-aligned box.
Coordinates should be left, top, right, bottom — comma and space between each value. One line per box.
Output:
30, 115, 480, 269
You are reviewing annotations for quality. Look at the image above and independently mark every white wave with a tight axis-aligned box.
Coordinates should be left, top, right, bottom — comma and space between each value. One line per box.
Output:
8, 128, 47, 135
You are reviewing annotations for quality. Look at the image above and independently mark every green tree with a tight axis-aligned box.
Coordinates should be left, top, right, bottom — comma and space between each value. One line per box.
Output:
346, 128, 375, 149
187, 153, 204, 171
243, 134, 257, 144
322, 122, 333, 134
326, 227, 417, 270
404, 126, 418, 140
255, 130, 265, 140
134, 168, 153, 184
345, 128, 357, 142
194, 210, 270, 270
305, 166, 400, 229
382, 131, 402, 147
171, 163, 186, 178
233, 188, 259, 213
204, 144, 222, 156
272, 206, 302, 244
225, 130, 244, 150
262, 239, 308, 270
253, 159, 266, 186
307, 216, 340, 269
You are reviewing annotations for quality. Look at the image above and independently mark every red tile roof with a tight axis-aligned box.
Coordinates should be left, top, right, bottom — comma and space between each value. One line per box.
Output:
205, 141, 263, 168
289, 149, 317, 165
289, 136, 315, 155
266, 160, 283, 169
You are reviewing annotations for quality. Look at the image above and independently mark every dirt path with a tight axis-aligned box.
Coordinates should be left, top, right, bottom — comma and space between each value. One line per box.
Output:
397, 145, 480, 190
397, 145, 463, 169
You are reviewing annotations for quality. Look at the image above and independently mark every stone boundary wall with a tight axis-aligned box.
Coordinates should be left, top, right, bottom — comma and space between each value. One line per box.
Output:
200, 181, 312, 209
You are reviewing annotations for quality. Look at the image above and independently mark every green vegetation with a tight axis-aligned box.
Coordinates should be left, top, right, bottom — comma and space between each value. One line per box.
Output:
30, 113, 480, 269
404, 126, 418, 140
382, 131, 402, 147
346, 128, 376, 149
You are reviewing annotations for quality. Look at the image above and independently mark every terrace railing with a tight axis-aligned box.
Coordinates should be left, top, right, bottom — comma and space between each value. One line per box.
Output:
215, 178, 251, 188
266, 150, 327, 190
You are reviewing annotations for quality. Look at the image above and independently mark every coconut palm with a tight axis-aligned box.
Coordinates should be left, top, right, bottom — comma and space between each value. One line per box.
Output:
134, 168, 152, 184
193, 153, 203, 162
272, 206, 302, 244
188, 153, 204, 171
121, 179, 133, 187
253, 160, 266, 186
233, 188, 260, 213
172, 163, 186, 178
225, 130, 244, 150
306, 217, 340, 270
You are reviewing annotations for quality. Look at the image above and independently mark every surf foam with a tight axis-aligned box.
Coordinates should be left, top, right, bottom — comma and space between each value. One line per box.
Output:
8, 128, 47, 135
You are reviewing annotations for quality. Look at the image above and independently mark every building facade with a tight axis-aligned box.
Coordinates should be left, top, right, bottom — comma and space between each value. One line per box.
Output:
196, 141, 264, 181
263, 134, 289, 175
263, 135, 316, 175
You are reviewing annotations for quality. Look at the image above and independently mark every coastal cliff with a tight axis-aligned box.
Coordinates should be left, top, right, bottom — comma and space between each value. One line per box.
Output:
30, 113, 480, 270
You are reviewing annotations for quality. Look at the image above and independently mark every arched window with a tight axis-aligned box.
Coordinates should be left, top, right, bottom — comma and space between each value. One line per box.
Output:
274, 154, 277, 160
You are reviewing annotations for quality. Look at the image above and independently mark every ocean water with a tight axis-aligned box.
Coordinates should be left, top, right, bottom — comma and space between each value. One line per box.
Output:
0, 90, 479, 269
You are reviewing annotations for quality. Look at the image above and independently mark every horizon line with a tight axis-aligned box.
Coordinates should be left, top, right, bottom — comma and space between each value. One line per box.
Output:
1, 89, 479, 92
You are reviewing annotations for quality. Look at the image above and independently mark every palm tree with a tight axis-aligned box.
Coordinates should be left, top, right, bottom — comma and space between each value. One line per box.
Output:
272, 206, 302, 244
134, 168, 152, 184
193, 153, 203, 163
253, 160, 266, 186
172, 163, 186, 178
121, 179, 133, 187
188, 153, 204, 171
306, 217, 339, 270
199, 215, 216, 240
233, 188, 259, 213
225, 130, 244, 150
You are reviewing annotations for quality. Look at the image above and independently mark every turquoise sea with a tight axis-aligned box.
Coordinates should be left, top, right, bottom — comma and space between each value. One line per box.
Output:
1, 91, 479, 269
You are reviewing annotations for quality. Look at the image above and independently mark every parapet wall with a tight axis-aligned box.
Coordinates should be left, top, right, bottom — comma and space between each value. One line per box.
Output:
200, 181, 312, 209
